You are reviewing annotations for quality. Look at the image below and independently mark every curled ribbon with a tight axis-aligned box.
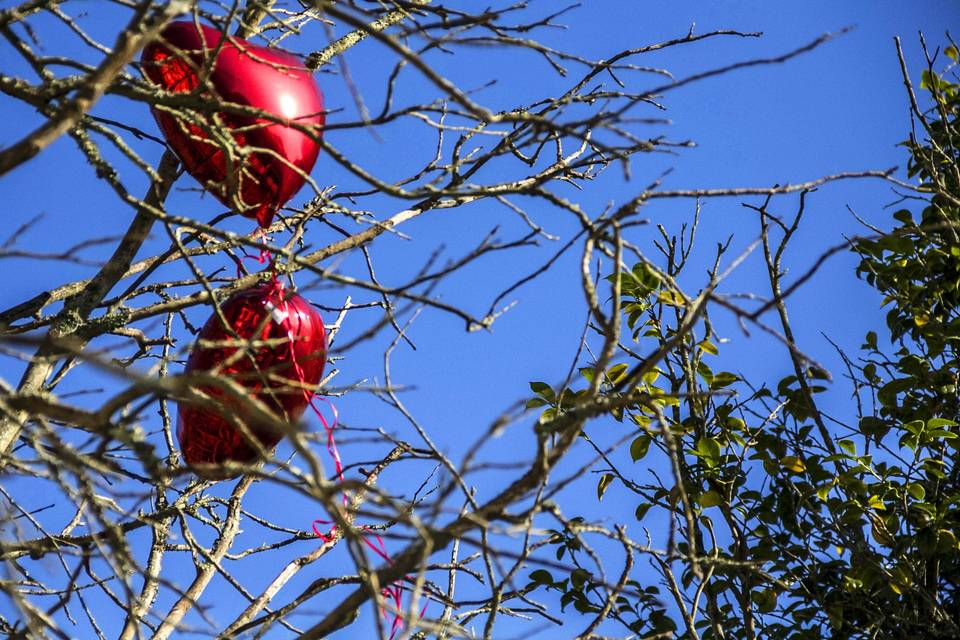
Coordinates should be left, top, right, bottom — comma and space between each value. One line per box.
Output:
254, 259, 420, 638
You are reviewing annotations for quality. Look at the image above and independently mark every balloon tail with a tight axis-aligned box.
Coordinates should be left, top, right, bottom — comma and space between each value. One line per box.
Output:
256, 243, 426, 636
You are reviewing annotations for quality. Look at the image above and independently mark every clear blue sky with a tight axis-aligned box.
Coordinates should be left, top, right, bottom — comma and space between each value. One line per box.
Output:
0, 1, 957, 637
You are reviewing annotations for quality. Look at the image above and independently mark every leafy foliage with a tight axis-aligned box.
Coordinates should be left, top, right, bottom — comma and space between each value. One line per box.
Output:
525, 46, 960, 638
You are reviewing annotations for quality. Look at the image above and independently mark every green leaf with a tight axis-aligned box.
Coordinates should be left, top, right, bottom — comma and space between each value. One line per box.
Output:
630, 434, 652, 461
920, 69, 940, 90
697, 490, 723, 508
809, 366, 831, 380
698, 340, 719, 356
906, 483, 925, 501
937, 529, 957, 552
752, 588, 778, 614
860, 416, 889, 437
878, 378, 913, 407
529, 381, 555, 401
903, 419, 925, 435
889, 565, 912, 593
710, 372, 739, 389
632, 261, 662, 290
529, 569, 553, 585
816, 481, 834, 501
780, 456, 806, 474
635, 503, 652, 521
777, 375, 798, 396
606, 363, 629, 384
657, 290, 686, 306
597, 473, 615, 500
694, 437, 722, 461
725, 416, 746, 430
892, 208, 914, 224
631, 413, 652, 427
649, 390, 680, 407
697, 361, 714, 385
571, 568, 590, 590
537, 407, 557, 427
839, 439, 856, 455
946, 44, 959, 62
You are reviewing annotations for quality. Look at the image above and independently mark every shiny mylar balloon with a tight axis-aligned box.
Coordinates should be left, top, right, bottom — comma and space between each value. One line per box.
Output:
141, 21, 325, 227
177, 283, 327, 478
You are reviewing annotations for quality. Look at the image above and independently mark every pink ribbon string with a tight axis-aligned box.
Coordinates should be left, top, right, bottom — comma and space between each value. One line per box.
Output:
237, 227, 274, 278
256, 269, 421, 638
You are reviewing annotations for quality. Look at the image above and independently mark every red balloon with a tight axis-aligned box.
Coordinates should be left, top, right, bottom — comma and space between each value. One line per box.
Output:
141, 21, 325, 227
177, 283, 327, 478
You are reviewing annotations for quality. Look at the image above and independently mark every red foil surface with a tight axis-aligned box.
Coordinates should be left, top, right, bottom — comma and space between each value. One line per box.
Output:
141, 21, 325, 227
177, 283, 327, 477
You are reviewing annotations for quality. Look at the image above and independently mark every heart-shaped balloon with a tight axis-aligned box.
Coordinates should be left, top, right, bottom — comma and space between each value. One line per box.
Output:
177, 282, 327, 478
141, 22, 325, 227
